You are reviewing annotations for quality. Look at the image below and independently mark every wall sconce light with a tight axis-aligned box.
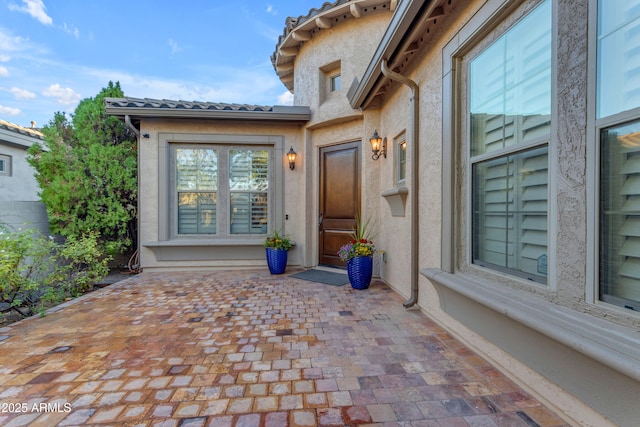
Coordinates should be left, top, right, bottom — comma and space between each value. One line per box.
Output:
369, 130, 387, 160
287, 146, 297, 170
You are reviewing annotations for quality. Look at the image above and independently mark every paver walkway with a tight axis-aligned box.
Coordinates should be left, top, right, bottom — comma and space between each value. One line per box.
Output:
0, 269, 570, 427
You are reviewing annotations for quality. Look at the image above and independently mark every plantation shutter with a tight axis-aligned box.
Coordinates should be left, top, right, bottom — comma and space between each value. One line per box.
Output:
473, 153, 516, 267
176, 149, 217, 234
618, 144, 640, 299
601, 126, 640, 304
229, 150, 269, 234
473, 144, 548, 279
518, 146, 548, 276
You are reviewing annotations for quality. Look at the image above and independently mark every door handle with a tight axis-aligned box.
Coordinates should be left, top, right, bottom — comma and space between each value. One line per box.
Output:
319, 212, 323, 231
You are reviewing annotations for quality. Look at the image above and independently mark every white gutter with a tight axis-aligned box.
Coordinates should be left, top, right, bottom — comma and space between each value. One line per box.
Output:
381, 60, 420, 308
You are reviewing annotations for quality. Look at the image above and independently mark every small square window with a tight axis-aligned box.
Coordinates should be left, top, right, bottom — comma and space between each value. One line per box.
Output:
320, 61, 341, 102
0, 155, 11, 176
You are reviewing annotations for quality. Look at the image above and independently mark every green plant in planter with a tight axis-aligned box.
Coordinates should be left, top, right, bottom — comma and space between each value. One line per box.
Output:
337, 216, 376, 289
264, 230, 292, 275
338, 216, 376, 261
264, 230, 293, 251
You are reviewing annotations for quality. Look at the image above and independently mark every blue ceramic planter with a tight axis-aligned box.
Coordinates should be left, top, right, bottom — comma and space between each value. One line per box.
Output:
266, 248, 288, 274
347, 256, 373, 289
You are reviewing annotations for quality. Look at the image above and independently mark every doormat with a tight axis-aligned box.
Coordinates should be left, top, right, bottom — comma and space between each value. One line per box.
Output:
290, 269, 348, 286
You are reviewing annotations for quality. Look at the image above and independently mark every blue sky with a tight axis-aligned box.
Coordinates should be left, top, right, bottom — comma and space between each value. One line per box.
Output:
0, 0, 320, 128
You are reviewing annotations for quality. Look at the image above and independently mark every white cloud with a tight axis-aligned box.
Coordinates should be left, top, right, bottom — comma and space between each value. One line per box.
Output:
0, 30, 28, 52
62, 22, 79, 39
42, 83, 81, 105
0, 66, 8, 77
0, 105, 21, 116
277, 90, 293, 105
168, 38, 182, 55
11, 87, 36, 100
266, 4, 277, 15
8, 0, 53, 26
0, 55, 9, 62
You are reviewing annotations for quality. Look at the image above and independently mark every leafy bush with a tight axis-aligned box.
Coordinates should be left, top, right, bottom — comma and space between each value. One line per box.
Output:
0, 225, 110, 318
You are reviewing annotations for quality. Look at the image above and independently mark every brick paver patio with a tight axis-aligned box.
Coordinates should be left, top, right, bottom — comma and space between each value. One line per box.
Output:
0, 269, 570, 426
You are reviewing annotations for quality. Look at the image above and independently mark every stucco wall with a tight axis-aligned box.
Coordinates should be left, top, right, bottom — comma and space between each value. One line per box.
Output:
293, 11, 391, 121
291, 7, 393, 269
0, 143, 41, 202
0, 142, 48, 234
1, 201, 49, 235
136, 118, 305, 271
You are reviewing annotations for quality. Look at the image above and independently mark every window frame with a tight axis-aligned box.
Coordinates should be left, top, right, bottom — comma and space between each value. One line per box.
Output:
320, 60, 342, 103
158, 133, 285, 244
589, 0, 640, 311
0, 154, 11, 176
394, 132, 407, 186
441, 0, 557, 290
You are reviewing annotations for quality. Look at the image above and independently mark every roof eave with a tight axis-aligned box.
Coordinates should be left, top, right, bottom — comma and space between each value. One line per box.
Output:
272, 0, 398, 93
105, 106, 311, 123
0, 127, 44, 149
348, 0, 433, 109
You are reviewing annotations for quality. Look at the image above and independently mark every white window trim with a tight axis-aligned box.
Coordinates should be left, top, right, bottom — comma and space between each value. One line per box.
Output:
440, 0, 558, 291
157, 133, 285, 244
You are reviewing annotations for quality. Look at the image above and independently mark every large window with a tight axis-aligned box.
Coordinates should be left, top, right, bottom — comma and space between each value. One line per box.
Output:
598, 1, 640, 309
173, 145, 271, 237
469, 0, 551, 283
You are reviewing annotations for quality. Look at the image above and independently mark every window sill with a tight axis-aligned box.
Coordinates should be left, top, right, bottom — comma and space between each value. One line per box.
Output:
381, 186, 408, 217
143, 240, 295, 262
421, 267, 640, 382
144, 238, 267, 248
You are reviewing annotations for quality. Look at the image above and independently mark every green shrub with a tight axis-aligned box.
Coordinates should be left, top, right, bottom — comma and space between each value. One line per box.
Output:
0, 226, 57, 316
0, 225, 110, 318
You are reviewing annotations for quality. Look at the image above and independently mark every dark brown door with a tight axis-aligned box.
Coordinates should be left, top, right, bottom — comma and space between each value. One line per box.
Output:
319, 141, 361, 267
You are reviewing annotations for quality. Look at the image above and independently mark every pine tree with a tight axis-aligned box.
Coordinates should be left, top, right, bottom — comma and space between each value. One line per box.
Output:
28, 82, 137, 256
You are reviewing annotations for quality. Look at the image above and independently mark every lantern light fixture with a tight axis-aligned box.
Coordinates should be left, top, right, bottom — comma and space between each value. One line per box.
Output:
369, 130, 387, 160
287, 146, 297, 170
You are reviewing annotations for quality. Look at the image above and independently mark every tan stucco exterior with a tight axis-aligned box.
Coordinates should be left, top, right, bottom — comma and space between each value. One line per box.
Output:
107, 0, 640, 425
133, 118, 307, 271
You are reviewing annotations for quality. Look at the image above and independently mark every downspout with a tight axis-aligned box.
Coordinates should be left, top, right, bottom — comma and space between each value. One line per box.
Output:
124, 114, 141, 273
124, 115, 140, 138
381, 60, 419, 308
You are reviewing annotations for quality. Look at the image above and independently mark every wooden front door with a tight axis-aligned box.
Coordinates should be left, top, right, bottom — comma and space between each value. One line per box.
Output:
319, 141, 361, 267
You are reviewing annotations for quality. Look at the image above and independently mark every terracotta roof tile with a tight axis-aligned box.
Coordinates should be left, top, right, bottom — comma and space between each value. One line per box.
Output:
104, 97, 274, 112
0, 119, 44, 140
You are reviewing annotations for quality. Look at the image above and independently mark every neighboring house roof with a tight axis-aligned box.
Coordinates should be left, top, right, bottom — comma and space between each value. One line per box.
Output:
271, 0, 399, 92
0, 119, 44, 149
104, 97, 310, 122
